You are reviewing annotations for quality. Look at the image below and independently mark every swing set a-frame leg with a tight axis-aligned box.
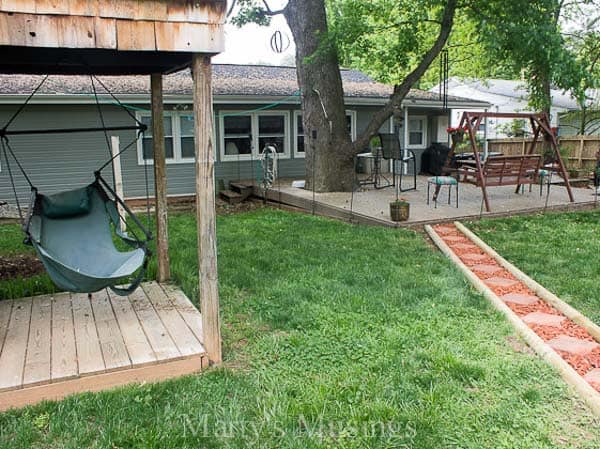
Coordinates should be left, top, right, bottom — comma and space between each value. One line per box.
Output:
481, 184, 491, 212
536, 115, 575, 203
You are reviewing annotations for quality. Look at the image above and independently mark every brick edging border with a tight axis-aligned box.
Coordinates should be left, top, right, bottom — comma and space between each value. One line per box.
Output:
454, 221, 600, 342
425, 224, 600, 416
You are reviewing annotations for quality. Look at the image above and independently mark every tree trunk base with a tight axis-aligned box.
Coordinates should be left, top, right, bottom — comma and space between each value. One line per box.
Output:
306, 156, 355, 192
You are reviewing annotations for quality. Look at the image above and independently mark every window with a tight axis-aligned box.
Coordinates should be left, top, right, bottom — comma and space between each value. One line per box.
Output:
258, 114, 286, 154
137, 111, 195, 164
219, 111, 290, 161
294, 110, 356, 158
295, 113, 305, 156
140, 114, 174, 162
407, 116, 427, 148
223, 115, 252, 156
179, 114, 195, 160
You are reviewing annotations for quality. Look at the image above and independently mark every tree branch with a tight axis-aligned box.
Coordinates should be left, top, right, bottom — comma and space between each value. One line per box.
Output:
371, 19, 443, 33
261, 0, 286, 15
227, 0, 238, 17
352, 0, 458, 152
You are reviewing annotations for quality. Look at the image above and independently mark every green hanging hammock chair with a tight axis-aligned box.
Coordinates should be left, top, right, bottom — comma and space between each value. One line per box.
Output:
1, 74, 152, 296
25, 177, 151, 296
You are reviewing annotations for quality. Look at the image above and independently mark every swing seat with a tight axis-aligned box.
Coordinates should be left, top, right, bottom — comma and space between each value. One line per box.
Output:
26, 182, 149, 295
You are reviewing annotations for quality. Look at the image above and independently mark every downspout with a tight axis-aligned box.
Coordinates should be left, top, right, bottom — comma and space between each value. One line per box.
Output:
483, 108, 488, 158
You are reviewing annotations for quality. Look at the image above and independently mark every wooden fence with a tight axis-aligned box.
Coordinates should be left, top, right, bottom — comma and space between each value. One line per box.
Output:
487, 136, 600, 173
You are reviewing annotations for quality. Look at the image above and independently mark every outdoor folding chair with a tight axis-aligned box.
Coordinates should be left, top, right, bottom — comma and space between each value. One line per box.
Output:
377, 133, 417, 192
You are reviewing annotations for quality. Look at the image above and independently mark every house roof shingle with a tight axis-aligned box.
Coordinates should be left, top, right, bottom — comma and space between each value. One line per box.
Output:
0, 64, 488, 105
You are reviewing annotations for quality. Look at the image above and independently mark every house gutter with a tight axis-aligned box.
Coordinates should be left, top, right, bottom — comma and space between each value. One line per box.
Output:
0, 94, 491, 110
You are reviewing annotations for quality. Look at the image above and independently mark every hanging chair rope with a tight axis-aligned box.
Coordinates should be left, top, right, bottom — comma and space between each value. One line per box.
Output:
90, 76, 114, 167
1, 73, 152, 243
1, 138, 25, 223
0, 75, 49, 137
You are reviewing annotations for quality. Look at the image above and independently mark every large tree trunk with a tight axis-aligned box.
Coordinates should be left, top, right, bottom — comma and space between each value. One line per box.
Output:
278, 0, 456, 191
284, 0, 354, 192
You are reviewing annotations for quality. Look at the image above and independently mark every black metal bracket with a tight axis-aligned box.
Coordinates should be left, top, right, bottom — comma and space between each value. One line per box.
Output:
0, 124, 147, 137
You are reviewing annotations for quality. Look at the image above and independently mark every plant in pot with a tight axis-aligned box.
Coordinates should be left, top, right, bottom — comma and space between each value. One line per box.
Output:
447, 126, 468, 145
390, 198, 409, 221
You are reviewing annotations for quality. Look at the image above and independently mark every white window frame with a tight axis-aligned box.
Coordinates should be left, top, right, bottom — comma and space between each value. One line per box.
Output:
176, 113, 196, 163
406, 115, 427, 149
256, 111, 290, 159
293, 111, 305, 158
293, 110, 357, 158
136, 111, 195, 165
219, 111, 253, 162
219, 110, 291, 162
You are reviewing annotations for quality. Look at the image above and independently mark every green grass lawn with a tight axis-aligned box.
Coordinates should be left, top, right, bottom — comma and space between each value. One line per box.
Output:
0, 208, 598, 448
468, 209, 600, 326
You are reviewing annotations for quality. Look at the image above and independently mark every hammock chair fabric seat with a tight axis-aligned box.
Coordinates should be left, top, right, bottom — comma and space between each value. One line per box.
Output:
27, 182, 147, 294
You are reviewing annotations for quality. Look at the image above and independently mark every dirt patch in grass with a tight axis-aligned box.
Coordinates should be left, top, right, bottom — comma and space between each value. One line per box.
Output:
505, 335, 535, 356
0, 254, 44, 280
216, 198, 265, 216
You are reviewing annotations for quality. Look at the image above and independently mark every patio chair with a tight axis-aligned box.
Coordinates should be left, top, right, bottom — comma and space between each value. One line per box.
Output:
377, 133, 416, 191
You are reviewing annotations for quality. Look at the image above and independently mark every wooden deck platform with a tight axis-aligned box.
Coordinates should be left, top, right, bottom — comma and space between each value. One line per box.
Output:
0, 282, 207, 411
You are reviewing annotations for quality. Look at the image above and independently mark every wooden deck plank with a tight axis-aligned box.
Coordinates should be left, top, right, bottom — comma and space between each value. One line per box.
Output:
51, 293, 78, 381
128, 287, 181, 361
71, 293, 105, 375
90, 290, 131, 371
160, 283, 204, 345
0, 354, 207, 413
142, 282, 204, 356
0, 300, 13, 359
0, 298, 31, 391
22, 296, 52, 386
107, 291, 157, 366
0, 283, 205, 410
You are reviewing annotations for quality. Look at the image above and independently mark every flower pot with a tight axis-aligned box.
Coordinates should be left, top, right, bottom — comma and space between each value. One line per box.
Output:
390, 202, 409, 221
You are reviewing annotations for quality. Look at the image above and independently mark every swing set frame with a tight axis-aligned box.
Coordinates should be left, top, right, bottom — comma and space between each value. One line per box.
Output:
447, 111, 575, 212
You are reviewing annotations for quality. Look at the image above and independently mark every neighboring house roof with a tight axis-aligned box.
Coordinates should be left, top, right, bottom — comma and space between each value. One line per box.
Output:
0, 64, 488, 107
430, 77, 582, 110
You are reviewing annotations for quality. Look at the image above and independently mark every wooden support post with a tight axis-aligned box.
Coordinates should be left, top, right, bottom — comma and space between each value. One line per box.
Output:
110, 135, 126, 232
466, 113, 491, 212
192, 54, 222, 364
577, 136, 584, 169
151, 73, 171, 283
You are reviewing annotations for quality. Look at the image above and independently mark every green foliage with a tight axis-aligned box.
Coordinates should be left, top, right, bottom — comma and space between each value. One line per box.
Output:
326, 0, 449, 86
468, 0, 587, 112
229, 0, 272, 26
1, 209, 599, 447
328, 1, 523, 89
327, 0, 593, 112
497, 119, 527, 137
231, 0, 594, 119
